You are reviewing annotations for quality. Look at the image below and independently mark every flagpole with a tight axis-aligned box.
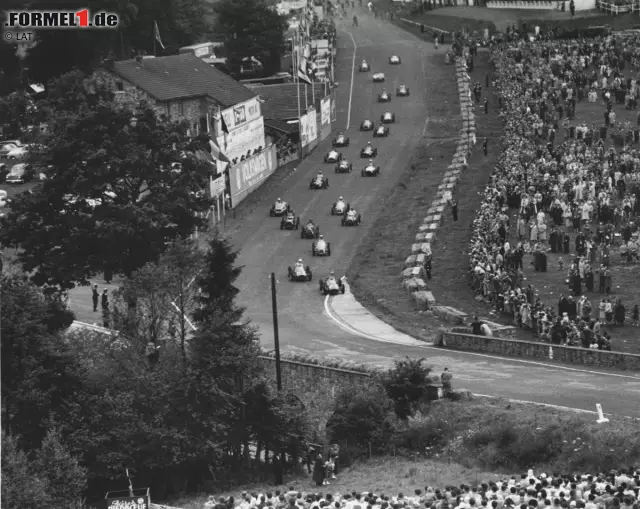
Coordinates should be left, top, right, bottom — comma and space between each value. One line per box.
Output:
294, 34, 301, 122
305, 84, 308, 110
153, 21, 156, 56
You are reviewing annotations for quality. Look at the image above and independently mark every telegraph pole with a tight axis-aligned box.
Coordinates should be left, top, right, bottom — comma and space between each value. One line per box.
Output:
270, 272, 282, 391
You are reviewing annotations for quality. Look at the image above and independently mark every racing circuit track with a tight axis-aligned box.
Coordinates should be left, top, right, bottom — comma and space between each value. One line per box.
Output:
231, 15, 640, 418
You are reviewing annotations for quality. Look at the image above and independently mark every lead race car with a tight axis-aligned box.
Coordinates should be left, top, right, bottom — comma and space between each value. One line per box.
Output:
288, 259, 312, 282
312, 235, 331, 256
389, 55, 401, 65
335, 159, 353, 173
360, 119, 374, 131
361, 160, 381, 177
332, 133, 350, 147
310, 171, 329, 189
301, 219, 320, 239
319, 272, 345, 295
331, 197, 349, 215
380, 111, 396, 124
359, 59, 370, 72
377, 89, 391, 103
372, 72, 385, 83
269, 198, 290, 217
373, 124, 389, 137
396, 84, 410, 97
342, 208, 362, 226
280, 210, 301, 230
324, 149, 342, 163
360, 142, 378, 158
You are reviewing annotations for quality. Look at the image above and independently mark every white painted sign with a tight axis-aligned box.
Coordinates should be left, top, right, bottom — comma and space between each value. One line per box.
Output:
220, 97, 261, 133
217, 117, 265, 163
321, 97, 330, 126
210, 175, 225, 197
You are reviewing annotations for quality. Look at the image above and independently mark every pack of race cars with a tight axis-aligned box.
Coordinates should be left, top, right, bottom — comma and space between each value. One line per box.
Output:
271, 55, 406, 292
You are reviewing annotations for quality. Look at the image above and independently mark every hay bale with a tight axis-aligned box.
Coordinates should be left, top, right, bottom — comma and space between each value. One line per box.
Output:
413, 291, 431, 310
405, 254, 417, 266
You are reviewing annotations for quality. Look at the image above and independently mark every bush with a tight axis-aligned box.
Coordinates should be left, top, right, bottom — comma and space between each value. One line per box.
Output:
378, 357, 434, 420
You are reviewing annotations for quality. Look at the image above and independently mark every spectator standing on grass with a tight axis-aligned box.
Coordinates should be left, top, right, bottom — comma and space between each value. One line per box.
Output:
451, 199, 458, 222
441, 368, 453, 393
313, 452, 326, 486
92, 284, 99, 312
471, 316, 484, 335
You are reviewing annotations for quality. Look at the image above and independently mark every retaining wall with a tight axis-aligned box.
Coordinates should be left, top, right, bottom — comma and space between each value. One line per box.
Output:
258, 356, 372, 388
441, 332, 640, 371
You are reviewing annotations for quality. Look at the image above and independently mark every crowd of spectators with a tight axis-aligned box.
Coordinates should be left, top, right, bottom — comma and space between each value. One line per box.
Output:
203, 469, 639, 509
468, 32, 640, 350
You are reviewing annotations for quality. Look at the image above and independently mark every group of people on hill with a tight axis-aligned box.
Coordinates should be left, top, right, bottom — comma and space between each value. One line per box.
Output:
468, 32, 640, 350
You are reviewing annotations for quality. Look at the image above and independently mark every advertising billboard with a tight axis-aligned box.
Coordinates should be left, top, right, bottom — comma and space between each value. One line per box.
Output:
220, 97, 261, 133
300, 107, 318, 149
229, 145, 278, 207
321, 97, 330, 126
217, 117, 266, 164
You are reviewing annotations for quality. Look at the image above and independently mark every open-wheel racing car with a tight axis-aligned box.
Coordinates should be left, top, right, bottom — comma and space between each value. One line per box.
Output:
319, 273, 345, 295
381, 111, 396, 124
280, 210, 301, 230
310, 173, 329, 189
360, 119, 374, 131
389, 55, 401, 65
361, 161, 381, 177
288, 261, 312, 282
324, 149, 342, 163
342, 208, 362, 226
270, 199, 290, 217
331, 198, 349, 215
333, 133, 350, 147
312, 236, 331, 256
359, 60, 370, 72
377, 90, 391, 103
396, 84, 410, 97
335, 159, 353, 173
301, 220, 320, 239
373, 125, 389, 137
360, 144, 378, 158
372, 72, 385, 83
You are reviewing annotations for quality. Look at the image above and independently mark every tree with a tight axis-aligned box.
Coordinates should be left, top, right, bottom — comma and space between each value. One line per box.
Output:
379, 357, 434, 420
0, 71, 214, 291
213, 0, 288, 76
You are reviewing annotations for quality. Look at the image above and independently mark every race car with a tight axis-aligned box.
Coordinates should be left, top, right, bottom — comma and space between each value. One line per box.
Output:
359, 60, 370, 72
380, 111, 396, 124
335, 159, 353, 173
319, 273, 345, 295
310, 173, 329, 189
373, 125, 389, 137
280, 210, 301, 230
331, 198, 349, 215
269, 198, 290, 217
342, 208, 362, 226
333, 133, 350, 147
389, 55, 401, 65
360, 119, 374, 131
396, 84, 410, 97
288, 260, 312, 282
372, 72, 385, 83
312, 236, 331, 256
301, 220, 320, 239
360, 143, 378, 158
377, 90, 391, 103
324, 149, 342, 163
361, 161, 381, 177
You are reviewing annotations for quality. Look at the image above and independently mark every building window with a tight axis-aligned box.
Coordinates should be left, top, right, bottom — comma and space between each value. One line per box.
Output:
178, 101, 184, 115
116, 81, 124, 91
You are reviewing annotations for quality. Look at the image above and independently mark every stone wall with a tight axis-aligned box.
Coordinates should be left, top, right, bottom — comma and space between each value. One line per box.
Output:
401, 56, 475, 313
441, 332, 640, 371
258, 356, 372, 389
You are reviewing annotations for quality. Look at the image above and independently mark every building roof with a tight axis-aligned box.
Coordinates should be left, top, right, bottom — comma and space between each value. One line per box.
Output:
109, 54, 256, 108
264, 118, 297, 134
258, 83, 327, 121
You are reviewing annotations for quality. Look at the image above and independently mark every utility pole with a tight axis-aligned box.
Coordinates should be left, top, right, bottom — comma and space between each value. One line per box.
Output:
270, 272, 282, 391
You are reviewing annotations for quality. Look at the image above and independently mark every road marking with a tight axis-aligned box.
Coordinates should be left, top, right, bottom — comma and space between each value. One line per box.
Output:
324, 293, 640, 381
341, 28, 357, 130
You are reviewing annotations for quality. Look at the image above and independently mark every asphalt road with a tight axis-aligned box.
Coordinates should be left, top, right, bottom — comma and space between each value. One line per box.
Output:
231, 14, 640, 419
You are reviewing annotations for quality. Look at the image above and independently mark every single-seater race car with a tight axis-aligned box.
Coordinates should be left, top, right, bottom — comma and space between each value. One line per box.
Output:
301, 220, 320, 239
359, 60, 370, 72
333, 133, 350, 147
389, 55, 401, 65
319, 272, 345, 295
377, 90, 391, 103
373, 125, 389, 137
360, 143, 378, 158
312, 235, 331, 256
381, 111, 396, 124
335, 159, 353, 173
324, 149, 342, 163
396, 84, 410, 97
288, 260, 312, 282
310, 172, 329, 189
342, 208, 362, 226
372, 72, 385, 83
331, 197, 348, 215
280, 210, 301, 230
360, 119, 374, 131
270, 198, 290, 217
361, 161, 381, 177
